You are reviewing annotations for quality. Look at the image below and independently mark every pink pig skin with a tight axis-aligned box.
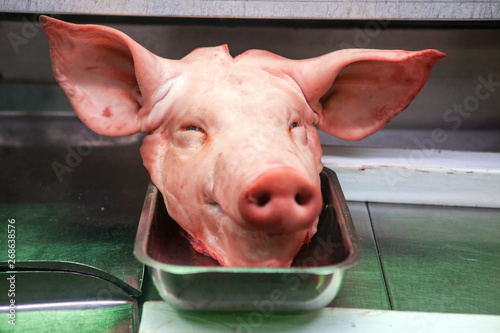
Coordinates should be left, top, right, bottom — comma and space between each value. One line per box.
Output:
40, 16, 445, 267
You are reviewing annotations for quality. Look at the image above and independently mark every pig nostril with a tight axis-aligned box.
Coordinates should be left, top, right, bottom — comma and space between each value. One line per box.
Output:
252, 190, 312, 207
256, 193, 270, 207
295, 192, 312, 206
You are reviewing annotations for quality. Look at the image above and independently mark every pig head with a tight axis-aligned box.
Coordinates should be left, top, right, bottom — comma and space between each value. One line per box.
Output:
40, 16, 445, 267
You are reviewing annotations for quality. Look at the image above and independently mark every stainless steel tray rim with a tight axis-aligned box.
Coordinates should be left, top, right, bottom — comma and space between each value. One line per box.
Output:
138, 257, 353, 275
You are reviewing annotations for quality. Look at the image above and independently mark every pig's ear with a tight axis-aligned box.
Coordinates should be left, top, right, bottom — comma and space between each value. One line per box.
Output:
243, 48, 445, 140
40, 15, 175, 136
297, 49, 446, 140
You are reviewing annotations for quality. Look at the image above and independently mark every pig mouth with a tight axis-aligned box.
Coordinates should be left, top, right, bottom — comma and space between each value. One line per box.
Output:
206, 199, 225, 216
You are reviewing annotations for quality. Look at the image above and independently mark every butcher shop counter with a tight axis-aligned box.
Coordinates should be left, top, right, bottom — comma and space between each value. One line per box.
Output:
0, 112, 499, 332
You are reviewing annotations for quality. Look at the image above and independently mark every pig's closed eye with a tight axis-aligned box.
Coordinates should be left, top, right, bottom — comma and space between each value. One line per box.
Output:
186, 125, 202, 132
174, 124, 207, 149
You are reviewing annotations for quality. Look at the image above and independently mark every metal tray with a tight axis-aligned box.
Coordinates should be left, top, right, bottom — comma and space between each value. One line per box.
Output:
134, 167, 361, 312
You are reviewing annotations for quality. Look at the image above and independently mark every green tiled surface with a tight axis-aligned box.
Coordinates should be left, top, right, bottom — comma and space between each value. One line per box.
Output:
369, 203, 500, 315
329, 202, 390, 309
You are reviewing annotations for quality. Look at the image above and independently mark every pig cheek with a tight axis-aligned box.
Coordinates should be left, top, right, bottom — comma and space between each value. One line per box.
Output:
291, 126, 316, 173
161, 155, 201, 219
290, 125, 308, 146
158, 167, 192, 228
161, 174, 219, 252
140, 132, 167, 190
289, 125, 323, 182
140, 135, 197, 232
305, 124, 324, 174
140, 132, 202, 234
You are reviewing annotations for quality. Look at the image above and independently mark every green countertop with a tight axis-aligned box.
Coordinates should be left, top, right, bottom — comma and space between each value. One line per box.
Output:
369, 202, 500, 315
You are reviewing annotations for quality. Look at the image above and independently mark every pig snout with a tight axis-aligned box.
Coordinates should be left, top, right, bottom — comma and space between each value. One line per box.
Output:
238, 167, 323, 234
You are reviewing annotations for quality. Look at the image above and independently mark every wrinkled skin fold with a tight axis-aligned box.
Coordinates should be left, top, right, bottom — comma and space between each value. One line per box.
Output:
40, 15, 445, 267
